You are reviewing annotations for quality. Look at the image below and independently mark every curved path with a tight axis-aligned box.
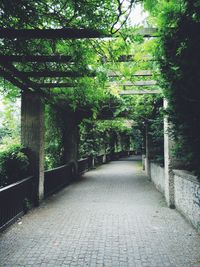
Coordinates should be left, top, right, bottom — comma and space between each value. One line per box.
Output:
1, 157, 200, 267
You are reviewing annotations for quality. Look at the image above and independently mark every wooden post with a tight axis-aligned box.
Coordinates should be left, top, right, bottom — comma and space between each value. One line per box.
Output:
164, 99, 175, 208
21, 91, 45, 205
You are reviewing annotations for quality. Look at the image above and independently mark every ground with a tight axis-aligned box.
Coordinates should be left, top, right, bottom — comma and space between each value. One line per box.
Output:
1, 156, 200, 267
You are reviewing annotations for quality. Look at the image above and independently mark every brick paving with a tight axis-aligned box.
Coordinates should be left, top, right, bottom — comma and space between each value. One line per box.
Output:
1, 156, 200, 267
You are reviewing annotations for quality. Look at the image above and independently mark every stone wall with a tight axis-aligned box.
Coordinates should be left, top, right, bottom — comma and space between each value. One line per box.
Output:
173, 170, 200, 232
148, 165, 200, 232
150, 162, 165, 194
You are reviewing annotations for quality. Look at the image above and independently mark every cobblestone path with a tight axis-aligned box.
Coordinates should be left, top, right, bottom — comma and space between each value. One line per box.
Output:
1, 157, 200, 267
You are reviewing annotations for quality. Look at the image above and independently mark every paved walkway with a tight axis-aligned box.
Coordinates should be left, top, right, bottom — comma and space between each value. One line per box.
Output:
1, 157, 200, 267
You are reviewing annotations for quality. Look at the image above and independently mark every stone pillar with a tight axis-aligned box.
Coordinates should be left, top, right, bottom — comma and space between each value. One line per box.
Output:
145, 123, 151, 179
62, 113, 79, 176
21, 91, 45, 205
164, 99, 175, 208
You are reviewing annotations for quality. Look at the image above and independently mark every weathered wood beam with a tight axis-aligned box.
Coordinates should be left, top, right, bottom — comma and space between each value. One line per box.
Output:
107, 55, 156, 62
133, 70, 153, 76
0, 28, 157, 40
39, 83, 76, 88
0, 63, 48, 97
137, 28, 158, 37
108, 70, 153, 77
0, 68, 27, 91
0, 55, 73, 63
119, 90, 160, 95
124, 80, 157, 86
0, 28, 109, 39
24, 70, 96, 78
113, 28, 157, 38
110, 80, 157, 86
0, 62, 42, 90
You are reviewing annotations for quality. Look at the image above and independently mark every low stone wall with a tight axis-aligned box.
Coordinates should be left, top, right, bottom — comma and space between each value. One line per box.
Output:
174, 170, 200, 232
150, 162, 165, 194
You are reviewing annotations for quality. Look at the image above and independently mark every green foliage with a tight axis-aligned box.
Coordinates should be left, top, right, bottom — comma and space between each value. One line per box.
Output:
145, 0, 200, 173
0, 95, 21, 166
79, 118, 133, 159
0, 96, 20, 144
0, 144, 30, 187
45, 104, 64, 169
0, 0, 120, 30
122, 94, 164, 161
0, 0, 165, 171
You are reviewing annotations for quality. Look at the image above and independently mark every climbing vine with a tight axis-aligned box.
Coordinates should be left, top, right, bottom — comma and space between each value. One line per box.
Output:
144, 0, 200, 173
79, 118, 133, 160
0, 0, 165, 171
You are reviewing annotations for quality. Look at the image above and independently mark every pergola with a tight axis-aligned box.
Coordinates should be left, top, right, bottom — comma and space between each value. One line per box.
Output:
0, 28, 157, 92
0, 27, 159, 203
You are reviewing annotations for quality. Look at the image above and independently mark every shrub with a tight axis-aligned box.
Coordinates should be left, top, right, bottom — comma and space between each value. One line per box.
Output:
0, 144, 30, 187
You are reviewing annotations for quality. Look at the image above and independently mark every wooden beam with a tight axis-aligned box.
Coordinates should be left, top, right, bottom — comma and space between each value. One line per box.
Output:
119, 90, 160, 95
134, 70, 153, 76
39, 83, 76, 88
137, 28, 157, 37
110, 80, 157, 86
0, 62, 41, 90
0, 55, 73, 63
104, 55, 155, 62
124, 80, 157, 86
0, 27, 157, 40
23, 70, 96, 78
108, 70, 153, 77
0, 28, 109, 39
0, 68, 27, 91
0, 63, 48, 97
113, 28, 157, 38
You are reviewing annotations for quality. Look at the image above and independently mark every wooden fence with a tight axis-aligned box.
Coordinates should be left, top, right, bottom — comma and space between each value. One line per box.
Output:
0, 176, 34, 231
0, 151, 133, 231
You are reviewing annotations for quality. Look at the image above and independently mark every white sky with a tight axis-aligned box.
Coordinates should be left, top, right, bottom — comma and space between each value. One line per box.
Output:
128, 2, 148, 26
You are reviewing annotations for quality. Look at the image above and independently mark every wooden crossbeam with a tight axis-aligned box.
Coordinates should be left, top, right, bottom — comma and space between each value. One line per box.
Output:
39, 83, 75, 88
0, 54, 156, 64
0, 62, 49, 96
115, 55, 155, 62
0, 55, 73, 63
24, 70, 95, 78
124, 80, 157, 86
119, 90, 160, 95
137, 28, 157, 37
0, 28, 109, 39
108, 70, 153, 77
0, 68, 28, 91
113, 28, 157, 38
0, 62, 40, 89
0, 27, 157, 40
109, 80, 157, 86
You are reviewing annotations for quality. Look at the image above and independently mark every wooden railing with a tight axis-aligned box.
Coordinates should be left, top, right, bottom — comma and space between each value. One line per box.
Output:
95, 154, 105, 165
78, 158, 90, 174
0, 176, 34, 231
44, 163, 73, 197
0, 150, 133, 231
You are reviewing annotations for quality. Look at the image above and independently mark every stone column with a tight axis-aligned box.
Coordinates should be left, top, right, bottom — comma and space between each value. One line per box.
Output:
145, 123, 151, 179
62, 112, 79, 176
164, 99, 175, 208
21, 91, 45, 205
